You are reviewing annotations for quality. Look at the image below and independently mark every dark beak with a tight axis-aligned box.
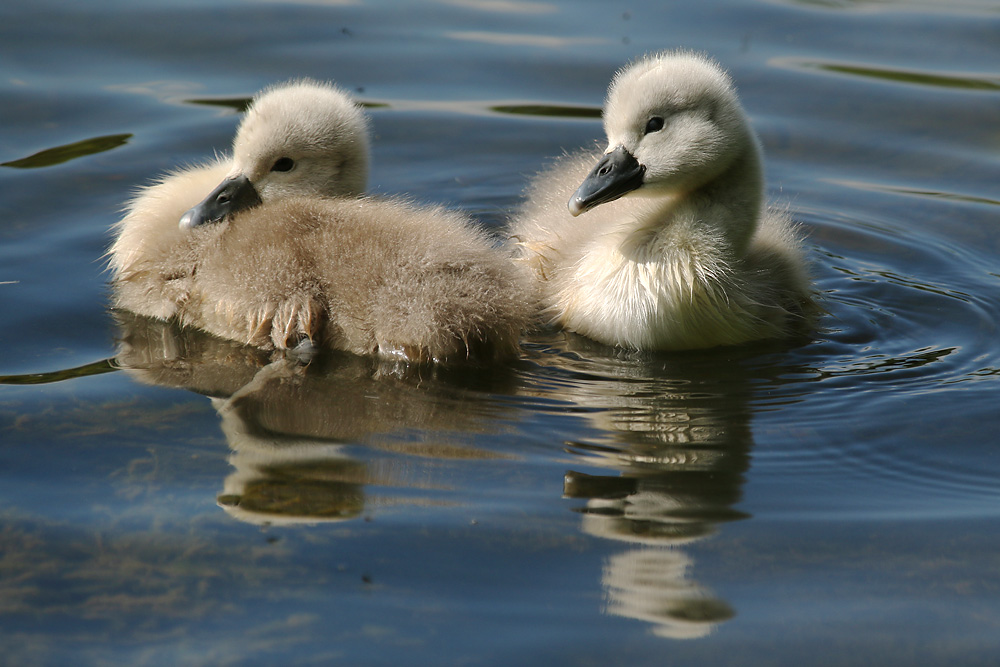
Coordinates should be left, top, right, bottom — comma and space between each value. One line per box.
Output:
567, 146, 645, 217
179, 173, 262, 229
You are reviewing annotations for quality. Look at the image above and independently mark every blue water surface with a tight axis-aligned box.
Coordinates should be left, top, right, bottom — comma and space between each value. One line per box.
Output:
2, 0, 1000, 664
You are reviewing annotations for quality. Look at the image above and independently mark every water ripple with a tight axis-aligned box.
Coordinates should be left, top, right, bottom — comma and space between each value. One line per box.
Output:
789, 59, 1000, 92
829, 179, 1000, 208
510, 197, 1000, 522
1, 133, 132, 169
737, 203, 1000, 518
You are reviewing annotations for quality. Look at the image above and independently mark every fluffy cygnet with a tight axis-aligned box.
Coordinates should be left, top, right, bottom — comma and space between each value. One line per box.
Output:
512, 52, 814, 350
109, 80, 529, 362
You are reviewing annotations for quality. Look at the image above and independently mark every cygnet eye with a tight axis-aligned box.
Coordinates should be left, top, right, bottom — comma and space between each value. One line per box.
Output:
271, 157, 295, 172
644, 116, 665, 135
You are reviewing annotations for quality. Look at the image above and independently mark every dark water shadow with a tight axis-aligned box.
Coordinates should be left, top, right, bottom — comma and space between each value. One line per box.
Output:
777, 57, 1000, 92
1, 134, 133, 169
489, 104, 602, 119
185, 96, 389, 113
0, 359, 117, 385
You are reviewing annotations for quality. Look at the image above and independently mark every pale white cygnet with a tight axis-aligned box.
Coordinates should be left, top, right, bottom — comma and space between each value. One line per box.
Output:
109, 80, 529, 362
512, 52, 814, 350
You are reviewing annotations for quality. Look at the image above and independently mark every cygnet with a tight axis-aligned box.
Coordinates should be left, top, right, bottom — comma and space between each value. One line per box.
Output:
512, 52, 814, 350
110, 80, 529, 362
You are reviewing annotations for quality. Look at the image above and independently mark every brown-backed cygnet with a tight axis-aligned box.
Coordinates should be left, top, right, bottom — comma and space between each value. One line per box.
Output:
109, 81, 529, 363
512, 52, 814, 350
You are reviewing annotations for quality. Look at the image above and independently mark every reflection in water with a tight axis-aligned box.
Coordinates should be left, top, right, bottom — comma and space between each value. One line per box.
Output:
0, 358, 116, 385
444, 31, 608, 48
1, 133, 132, 169
172, 95, 601, 121
776, 57, 1000, 92
774, 0, 1000, 15
184, 96, 389, 113
525, 335, 751, 638
210, 356, 516, 526
826, 179, 1000, 208
602, 549, 734, 640
489, 103, 601, 119
115, 314, 754, 639
114, 312, 515, 526
186, 96, 253, 113
438, 0, 558, 15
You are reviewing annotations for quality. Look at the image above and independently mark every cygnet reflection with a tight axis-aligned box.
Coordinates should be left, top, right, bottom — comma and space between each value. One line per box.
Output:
524, 333, 752, 638
114, 312, 516, 526
115, 314, 753, 637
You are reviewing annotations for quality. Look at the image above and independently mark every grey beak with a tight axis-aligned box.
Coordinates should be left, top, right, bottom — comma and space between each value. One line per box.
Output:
568, 146, 646, 217
179, 173, 263, 229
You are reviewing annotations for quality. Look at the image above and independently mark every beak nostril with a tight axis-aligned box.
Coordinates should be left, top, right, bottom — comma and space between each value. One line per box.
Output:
179, 173, 262, 229
566, 145, 644, 215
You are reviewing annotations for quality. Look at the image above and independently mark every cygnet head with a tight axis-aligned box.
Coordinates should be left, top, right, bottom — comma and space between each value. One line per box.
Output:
569, 52, 756, 216
180, 80, 370, 229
